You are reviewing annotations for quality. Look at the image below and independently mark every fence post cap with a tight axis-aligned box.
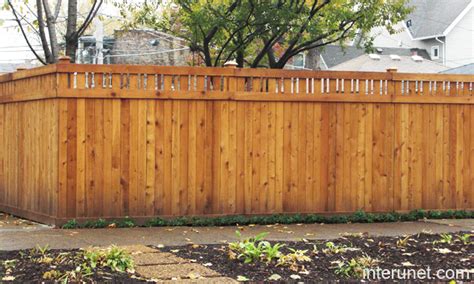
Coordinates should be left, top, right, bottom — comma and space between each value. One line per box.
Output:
224, 60, 238, 68
386, 67, 398, 72
58, 56, 71, 64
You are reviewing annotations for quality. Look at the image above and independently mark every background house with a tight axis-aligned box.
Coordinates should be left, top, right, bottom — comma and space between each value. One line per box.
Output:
370, 0, 474, 68
330, 54, 448, 73
439, 63, 474, 74
0, 61, 37, 75
77, 29, 191, 66
312, 45, 431, 70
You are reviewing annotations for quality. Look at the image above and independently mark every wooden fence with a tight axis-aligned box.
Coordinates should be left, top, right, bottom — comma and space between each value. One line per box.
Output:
0, 59, 473, 225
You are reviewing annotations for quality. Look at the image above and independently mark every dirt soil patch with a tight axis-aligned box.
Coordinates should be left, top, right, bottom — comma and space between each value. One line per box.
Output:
0, 248, 144, 282
158, 231, 473, 282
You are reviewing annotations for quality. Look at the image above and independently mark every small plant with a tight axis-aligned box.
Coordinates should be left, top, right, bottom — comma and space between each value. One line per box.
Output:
42, 270, 62, 280
277, 249, 311, 271
335, 255, 379, 278
434, 233, 453, 245
83, 246, 134, 273
228, 231, 284, 264
104, 246, 134, 272
2, 259, 17, 270
261, 242, 285, 263
36, 244, 50, 256
59, 266, 93, 283
396, 236, 412, 247
457, 233, 472, 245
323, 242, 347, 254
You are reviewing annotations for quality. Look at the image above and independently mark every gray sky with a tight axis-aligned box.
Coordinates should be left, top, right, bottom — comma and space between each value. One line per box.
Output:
0, 1, 123, 64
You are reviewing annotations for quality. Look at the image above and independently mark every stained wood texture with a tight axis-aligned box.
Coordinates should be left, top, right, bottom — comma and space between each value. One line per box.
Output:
0, 64, 473, 224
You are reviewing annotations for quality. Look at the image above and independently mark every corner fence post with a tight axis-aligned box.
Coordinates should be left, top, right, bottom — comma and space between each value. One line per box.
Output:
56, 56, 72, 95
58, 56, 71, 64
386, 67, 397, 101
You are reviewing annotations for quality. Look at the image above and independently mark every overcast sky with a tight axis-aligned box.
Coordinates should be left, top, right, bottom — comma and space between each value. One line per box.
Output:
0, 1, 123, 64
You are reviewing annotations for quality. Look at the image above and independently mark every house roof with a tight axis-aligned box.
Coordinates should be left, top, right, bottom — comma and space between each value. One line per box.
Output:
330, 54, 448, 73
405, 0, 472, 39
439, 63, 474, 74
0, 62, 35, 74
320, 45, 430, 68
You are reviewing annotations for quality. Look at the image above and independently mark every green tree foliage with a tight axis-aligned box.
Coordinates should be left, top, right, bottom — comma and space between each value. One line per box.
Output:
116, 0, 411, 68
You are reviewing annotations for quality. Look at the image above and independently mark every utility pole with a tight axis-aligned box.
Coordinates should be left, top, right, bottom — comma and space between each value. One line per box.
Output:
93, 18, 104, 64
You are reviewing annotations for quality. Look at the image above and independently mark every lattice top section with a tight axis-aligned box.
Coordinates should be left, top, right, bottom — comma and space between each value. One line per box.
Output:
1, 61, 473, 104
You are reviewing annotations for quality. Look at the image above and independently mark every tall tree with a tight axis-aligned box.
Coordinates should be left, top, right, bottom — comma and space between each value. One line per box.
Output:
3, 0, 103, 64
116, 0, 410, 68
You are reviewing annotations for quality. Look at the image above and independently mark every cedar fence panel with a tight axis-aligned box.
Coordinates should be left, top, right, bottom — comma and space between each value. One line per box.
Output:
0, 60, 473, 225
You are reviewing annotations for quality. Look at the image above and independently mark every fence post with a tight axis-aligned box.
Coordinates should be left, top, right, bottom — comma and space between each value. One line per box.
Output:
56, 56, 71, 93
58, 56, 71, 65
386, 67, 397, 100
224, 60, 238, 98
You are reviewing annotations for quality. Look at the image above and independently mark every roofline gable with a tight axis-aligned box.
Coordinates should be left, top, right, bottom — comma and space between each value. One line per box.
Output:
403, 0, 473, 40
443, 1, 473, 36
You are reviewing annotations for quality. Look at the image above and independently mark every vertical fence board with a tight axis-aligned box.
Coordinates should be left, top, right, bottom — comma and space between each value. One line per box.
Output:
1, 66, 474, 225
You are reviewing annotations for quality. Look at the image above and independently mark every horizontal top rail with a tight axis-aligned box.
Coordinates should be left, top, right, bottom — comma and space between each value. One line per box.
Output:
0, 59, 473, 104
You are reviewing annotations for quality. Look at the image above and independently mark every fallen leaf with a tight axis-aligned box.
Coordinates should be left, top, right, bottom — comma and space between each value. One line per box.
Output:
203, 262, 213, 267
237, 275, 250, 281
290, 274, 301, 280
171, 249, 180, 253
268, 274, 282, 281
401, 261, 415, 267
188, 272, 200, 280
299, 268, 310, 275
156, 244, 165, 248
2, 276, 15, 281
434, 248, 452, 254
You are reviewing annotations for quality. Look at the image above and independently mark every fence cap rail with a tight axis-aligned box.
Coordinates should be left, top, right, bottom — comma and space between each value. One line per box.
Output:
1, 62, 473, 83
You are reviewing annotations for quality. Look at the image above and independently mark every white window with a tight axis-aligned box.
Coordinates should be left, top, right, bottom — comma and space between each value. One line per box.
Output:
431, 46, 440, 60
292, 53, 305, 69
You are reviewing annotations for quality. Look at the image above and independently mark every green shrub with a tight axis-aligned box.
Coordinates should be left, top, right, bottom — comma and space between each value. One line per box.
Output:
116, 217, 135, 228
62, 219, 79, 229
61, 209, 473, 229
144, 217, 166, 227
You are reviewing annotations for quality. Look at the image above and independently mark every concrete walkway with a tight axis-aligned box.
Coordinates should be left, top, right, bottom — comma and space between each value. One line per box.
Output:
1, 217, 472, 251
122, 245, 236, 283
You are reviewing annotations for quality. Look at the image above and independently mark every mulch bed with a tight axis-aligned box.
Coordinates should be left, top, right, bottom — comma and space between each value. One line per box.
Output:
159, 231, 473, 282
0, 249, 144, 282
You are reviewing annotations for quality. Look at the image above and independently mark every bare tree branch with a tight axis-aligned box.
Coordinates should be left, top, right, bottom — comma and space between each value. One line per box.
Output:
7, 0, 46, 65
77, 0, 103, 36
42, 0, 59, 62
36, 0, 52, 63
53, 0, 62, 21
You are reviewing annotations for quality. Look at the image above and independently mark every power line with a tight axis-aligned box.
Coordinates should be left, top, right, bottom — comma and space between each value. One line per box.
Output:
105, 47, 189, 58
